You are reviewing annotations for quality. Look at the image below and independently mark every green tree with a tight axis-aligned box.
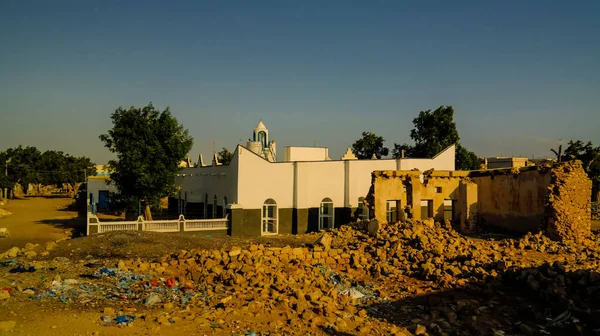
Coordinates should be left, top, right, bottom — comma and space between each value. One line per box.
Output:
562, 140, 600, 201
391, 106, 481, 170
39, 150, 67, 187
38, 151, 96, 195
2, 146, 42, 195
62, 155, 97, 195
455, 144, 482, 170
99, 103, 193, 220
351, 132, 389, 159
217, 147, 234, 165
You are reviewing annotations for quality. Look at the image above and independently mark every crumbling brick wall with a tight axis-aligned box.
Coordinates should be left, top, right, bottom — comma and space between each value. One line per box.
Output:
544, 160, 592, 242
367, 161, 591, 243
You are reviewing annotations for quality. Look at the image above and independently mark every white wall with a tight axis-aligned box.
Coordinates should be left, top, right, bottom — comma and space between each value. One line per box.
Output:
284, 147, 330, 162
177, 144, 456, 212
400, 145, 455, 171
295, 161, 345, 208
237, 146, 295, 209
87, 178, 117, 205
346, 159, 397, 207
176, 147, 239, 205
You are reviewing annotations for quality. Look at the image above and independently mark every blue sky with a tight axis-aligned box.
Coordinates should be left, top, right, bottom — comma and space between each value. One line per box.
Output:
1, 1, 598, 163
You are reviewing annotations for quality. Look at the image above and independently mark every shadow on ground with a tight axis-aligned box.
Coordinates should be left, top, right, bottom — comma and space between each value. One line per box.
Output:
362, 262, 600, 336
35, 217, 86, 238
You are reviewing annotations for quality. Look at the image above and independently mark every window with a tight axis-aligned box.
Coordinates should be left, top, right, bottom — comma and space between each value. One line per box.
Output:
443, 199, 454, 221
386, 200, 398, 223
319, 198, 334, 230
213, 195, 218, 219
435, 187, 442, 193
358, 197, 369, 221
262, 199, 278, 234
204, 194, 208, 219
420, 200, 433, 219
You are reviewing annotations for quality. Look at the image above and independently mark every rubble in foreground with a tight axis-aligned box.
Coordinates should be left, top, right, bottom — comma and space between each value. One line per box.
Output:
1, 219, 599, 335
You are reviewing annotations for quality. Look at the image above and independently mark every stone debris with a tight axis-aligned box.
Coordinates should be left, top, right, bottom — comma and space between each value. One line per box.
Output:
1, 215, 600, 334
0, 207, 12, 219
313, 233, 332, 249
0, 247, 21, 259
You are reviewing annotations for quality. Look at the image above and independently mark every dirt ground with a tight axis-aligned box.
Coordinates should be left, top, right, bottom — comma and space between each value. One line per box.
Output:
0, 197, 77, 252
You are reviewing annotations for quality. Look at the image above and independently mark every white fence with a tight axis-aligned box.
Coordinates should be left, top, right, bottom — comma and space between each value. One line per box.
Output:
87, 213, 228, 235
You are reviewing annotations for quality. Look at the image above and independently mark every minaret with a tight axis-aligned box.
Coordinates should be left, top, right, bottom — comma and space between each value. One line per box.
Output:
246, 120, 277, 162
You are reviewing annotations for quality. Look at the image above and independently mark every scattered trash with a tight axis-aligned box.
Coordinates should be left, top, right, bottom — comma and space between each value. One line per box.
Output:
9, 265, 36, 273
166, 278, 176, 287
339, 288, 365, 299
114, 315, 137, 325
144, 293, 162, 306
0, 260, 18, 267
313, 263, 377, 301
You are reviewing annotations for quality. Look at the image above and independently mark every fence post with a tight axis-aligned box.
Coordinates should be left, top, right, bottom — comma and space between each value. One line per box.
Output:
179, 214, 186, 232
138, 216, 145, 231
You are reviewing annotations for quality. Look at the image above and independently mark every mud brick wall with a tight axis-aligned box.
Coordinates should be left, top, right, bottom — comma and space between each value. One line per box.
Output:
470, 161, 591, 242
469, 166, 552, 233
544, 160, 592, 242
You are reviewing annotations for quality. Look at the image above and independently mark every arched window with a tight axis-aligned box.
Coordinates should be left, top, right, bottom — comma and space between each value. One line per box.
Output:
204, 194, 208, 219
319, 197, 334, 230
213, 195, 218, 219
262, 199, 278, 234
257, 131, 267, 147
223, 196, 228, 217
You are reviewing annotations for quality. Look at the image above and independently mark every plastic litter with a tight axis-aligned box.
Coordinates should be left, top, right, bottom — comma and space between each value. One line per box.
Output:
166, 278, 176, 287
144, 293, 162, 306
0, 260, 18, 267
9, 265, 36, 273
114, 315, 137, 324
339, 288, 365, 299
313, 263, 377, 301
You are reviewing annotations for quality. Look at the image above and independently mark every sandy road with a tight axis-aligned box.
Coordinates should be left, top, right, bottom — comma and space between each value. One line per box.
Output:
0, 197, 78, 252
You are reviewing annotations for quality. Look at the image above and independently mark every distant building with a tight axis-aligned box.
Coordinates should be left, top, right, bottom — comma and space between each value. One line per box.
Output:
175, 121, 456, 236
87, 165, 116, 212
484, 157, 531, 169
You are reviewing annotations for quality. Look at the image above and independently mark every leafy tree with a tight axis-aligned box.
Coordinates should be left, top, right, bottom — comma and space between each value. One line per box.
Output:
39, 150, 67, 187
408, 106, 459, 158
62, 155, 97, 195
99, 103, 193, 220
37, 151, 96, 195
455, 144, 482, 170
0, 147, 95, 197
562, 140, 600, 201
2, 146, 42, 194
391, 106, 481, 170
351, 132, 389, 159
218, 147, 234, 165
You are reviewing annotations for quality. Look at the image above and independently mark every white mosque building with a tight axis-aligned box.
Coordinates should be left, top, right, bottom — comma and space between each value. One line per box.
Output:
174, 121, 455, 236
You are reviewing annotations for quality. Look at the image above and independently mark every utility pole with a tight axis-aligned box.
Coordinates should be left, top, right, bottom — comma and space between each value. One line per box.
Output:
3, 159, 7, 201
4, 157, 10, 202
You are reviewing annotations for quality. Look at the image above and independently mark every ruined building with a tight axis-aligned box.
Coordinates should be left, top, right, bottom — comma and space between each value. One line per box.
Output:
367, 160, 592, 242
